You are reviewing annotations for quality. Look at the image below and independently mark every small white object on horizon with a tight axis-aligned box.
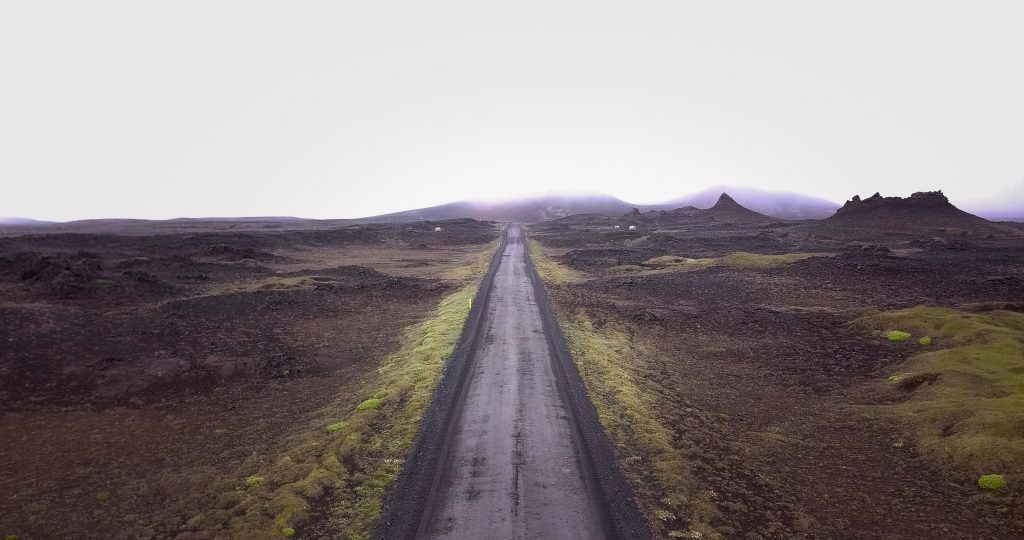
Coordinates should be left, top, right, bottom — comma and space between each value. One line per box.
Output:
614, 225, 620, 229
628, 225, 637, 230
434, 226, 442, 232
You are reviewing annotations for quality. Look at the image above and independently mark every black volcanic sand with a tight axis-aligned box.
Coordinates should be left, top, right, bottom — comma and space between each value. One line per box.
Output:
529, 197, 1024, 539
0, 219, 497, 539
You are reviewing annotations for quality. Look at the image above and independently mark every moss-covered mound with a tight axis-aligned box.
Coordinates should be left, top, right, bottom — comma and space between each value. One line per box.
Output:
854, 307, 1024, 484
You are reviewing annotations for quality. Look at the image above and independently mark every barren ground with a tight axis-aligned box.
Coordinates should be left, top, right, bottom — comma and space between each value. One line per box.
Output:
0, 219, 498, 539
529, 211, 1024, 539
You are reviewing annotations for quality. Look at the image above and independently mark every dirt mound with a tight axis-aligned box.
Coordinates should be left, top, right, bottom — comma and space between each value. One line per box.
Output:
6, 252, 177, 299
562, 248, 664, 269
14, 252, 104, 296
268, 265, 449, 292
822, 191, 1001, 234
700, 193, 773, 223
204, 243, 282, 262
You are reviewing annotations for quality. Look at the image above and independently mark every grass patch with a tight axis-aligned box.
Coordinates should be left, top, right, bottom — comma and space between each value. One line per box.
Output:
325, 422, 348, 433
642, 252, 828, 272
561, 313, 719, 538
356, 398, 383, 411
919, 336, 933, 346
442, 236, 501, 282
530, 242, 719, 538
979, 474, 1006, 490
888, 373, 912, 383
853, 307, 1024, 486
281, 526, 296, 537
884, 330, 912, 342
190, 242, 497, 538
525, 236, 586, 284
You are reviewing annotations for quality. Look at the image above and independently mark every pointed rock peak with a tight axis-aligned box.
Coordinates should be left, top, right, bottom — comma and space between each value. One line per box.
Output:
713, 192, 741, 208
702, 192, 771, 222
910, 190, 949, 202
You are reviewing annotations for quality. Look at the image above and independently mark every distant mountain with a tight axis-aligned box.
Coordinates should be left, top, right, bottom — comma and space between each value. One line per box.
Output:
371, 194, 638, 223
367, 187, 840, 223
655, 185, 840, 219
167, 216, 304, 222
0, 217, 54, 225
957, 179, 1024, 222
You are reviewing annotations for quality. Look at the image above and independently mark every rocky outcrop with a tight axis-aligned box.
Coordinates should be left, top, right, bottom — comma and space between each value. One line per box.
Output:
824, 190, 1002, 234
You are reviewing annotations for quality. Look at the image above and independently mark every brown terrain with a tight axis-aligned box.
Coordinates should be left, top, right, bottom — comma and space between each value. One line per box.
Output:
3, 190, 1023, 539
0, 219, 499, 539
529, 191, 1024, 538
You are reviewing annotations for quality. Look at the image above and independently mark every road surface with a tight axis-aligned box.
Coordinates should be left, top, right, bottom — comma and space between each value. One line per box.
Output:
420, 224, 607, 539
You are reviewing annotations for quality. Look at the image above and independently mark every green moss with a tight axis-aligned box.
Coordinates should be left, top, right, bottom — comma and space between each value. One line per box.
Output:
6, 535, 19, 540
356, 398, 383, 411
885, 330, 912, 342
372, 389, 389, 399
642, 252, 829, 272
979, 474, 1006, 490
919, 336, 932, 346
525, 237, 586, 283
281, 527, 296, 537
325, 421, 348, 433
853, 307, 1024, 479
244, 475, 264, 488
441, 237, 501, 282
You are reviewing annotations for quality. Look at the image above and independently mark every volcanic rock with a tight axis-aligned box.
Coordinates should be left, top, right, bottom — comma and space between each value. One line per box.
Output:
822, 191, 1004, 234
701, 193, 774, 223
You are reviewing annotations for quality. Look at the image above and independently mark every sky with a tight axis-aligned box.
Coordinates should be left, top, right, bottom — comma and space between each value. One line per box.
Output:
1, 1, 1022, 221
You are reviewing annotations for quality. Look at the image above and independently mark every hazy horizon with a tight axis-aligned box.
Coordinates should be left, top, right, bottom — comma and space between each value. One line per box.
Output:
8, 185, 1024, 224
3, 2, 1023, 221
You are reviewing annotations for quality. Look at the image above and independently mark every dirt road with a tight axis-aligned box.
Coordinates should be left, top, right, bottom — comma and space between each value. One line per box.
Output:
420, 224, 608, 539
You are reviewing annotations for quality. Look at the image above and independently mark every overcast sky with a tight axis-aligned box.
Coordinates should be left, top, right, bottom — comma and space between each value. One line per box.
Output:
2, 1, 1022, 221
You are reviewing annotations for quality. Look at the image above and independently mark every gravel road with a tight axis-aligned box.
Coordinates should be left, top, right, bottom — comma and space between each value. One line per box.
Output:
420, 224, 608, 539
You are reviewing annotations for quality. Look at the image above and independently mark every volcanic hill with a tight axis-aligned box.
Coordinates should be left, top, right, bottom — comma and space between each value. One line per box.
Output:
821, 191, 1004, 234
699, 193, 774, 223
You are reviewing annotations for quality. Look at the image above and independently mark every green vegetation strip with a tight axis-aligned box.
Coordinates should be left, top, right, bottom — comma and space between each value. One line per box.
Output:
526, 238, 587, 283
607, 252, 830, 275
529, 239, 719, 539
208, 285, 478, 539
854, 307, 1024, 491
639, 252, 829, 273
